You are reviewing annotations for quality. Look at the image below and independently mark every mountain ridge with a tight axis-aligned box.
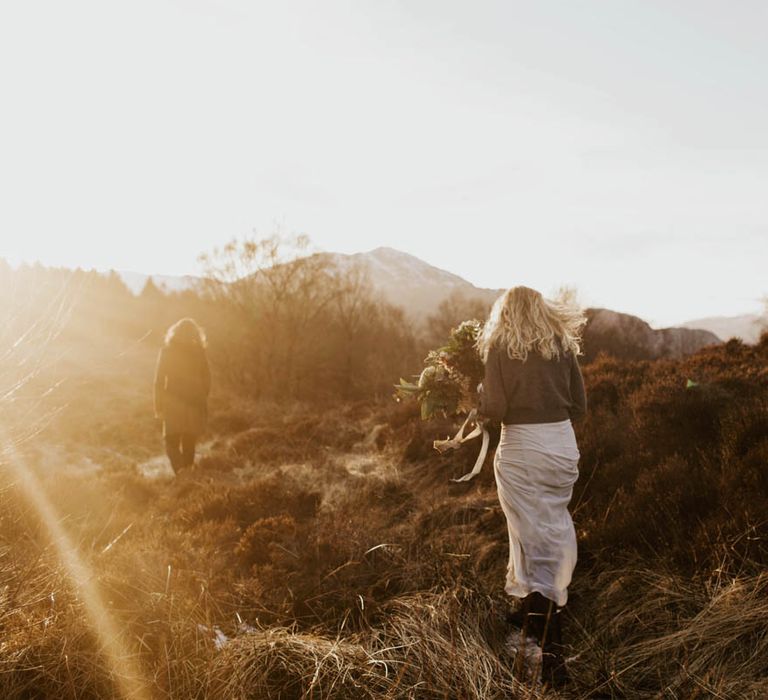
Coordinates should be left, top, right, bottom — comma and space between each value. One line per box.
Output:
680, 313, 764, 344
316, 246, 502, 321
115, 247, 756, 353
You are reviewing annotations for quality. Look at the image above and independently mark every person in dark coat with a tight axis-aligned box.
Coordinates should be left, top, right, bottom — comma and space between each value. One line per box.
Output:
154, 318, 211, 473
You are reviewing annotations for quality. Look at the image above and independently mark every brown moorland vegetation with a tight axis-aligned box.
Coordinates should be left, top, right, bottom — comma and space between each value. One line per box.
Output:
2, 256, 768, 698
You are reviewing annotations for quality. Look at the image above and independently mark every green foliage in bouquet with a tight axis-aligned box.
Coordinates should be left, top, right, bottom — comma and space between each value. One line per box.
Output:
396, 320, 485, 420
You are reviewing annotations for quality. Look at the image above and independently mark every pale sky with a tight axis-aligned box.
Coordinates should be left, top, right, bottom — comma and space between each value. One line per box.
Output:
1, 0, 766, 326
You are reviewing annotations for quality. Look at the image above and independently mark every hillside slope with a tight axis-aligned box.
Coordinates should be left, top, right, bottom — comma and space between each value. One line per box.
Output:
584, 307, 721, 362
681, 313, 764, 344
324, 248, 726, 359
116, 246, 728, 359
323, 246, 502, 321
2, 332, 768, 697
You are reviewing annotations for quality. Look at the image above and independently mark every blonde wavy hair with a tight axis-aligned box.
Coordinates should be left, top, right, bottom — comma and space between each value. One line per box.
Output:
164, 317, 207, 348
477, 286, 585, 362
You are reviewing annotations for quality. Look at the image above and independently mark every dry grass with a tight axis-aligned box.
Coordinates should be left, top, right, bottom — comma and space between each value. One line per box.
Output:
207, 628, 390, 699
207, 587, 537, 700
1, 317, 768, 697
369, 588, 523, 699
567, 565, 768, 699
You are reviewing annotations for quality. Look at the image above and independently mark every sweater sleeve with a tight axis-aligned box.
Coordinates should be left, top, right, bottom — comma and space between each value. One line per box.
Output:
153, 348, 168, 417
569, 352, 587, 420
478, 346, 508, 422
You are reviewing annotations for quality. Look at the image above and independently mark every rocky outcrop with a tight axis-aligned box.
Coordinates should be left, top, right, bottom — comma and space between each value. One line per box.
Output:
583, 308, 721, 362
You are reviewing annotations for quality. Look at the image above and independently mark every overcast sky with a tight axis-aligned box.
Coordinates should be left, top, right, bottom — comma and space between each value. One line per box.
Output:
1, 0, 766, 326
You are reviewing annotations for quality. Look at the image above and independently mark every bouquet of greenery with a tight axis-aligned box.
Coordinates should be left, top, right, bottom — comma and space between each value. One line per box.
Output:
396, 319, 490, 482
396, 320, 485, 419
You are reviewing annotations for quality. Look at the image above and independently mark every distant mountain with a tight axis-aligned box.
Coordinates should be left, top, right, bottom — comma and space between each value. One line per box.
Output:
680, 314, 765, 344
583, 308, 721, 362
116, 247, 727, 359
118, 270, 198, 295
323, 248, 723, 359
118, 247, 501, 314
322, 247, 502, 320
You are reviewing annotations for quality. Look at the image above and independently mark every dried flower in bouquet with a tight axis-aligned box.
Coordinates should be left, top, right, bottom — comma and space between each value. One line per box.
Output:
395, 320, 484, 420
395, 320, 489, 482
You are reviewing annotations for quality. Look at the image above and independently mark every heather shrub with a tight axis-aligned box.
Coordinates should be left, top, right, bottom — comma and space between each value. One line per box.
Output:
197, 450, 241, 472
2, 282, 767, 699
574, 339, 768, 572
235, 514, 300, 569
176, 474, 321, 527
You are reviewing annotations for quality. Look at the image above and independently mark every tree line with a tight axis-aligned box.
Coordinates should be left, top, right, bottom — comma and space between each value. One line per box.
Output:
0, 237, 421, 404
4, 241, 764, 412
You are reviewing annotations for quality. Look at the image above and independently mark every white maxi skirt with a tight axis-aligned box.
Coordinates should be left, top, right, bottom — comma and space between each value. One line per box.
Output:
494, 419, 579, 607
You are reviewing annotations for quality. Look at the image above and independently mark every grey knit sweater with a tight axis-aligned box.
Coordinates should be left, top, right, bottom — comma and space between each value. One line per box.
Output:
478, 345, 587, 425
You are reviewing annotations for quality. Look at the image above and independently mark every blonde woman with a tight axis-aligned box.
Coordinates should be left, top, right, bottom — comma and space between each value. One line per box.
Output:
477, 286, 586, 687
154, 318, 211, 474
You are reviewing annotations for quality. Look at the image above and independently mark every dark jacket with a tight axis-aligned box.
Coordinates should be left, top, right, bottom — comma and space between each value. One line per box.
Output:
154, 342, 211, 436
478, 344, 586, 425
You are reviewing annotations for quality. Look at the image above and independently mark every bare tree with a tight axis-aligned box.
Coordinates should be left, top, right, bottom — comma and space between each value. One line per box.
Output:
425, 291, 491, 347
198, 234, 342, 397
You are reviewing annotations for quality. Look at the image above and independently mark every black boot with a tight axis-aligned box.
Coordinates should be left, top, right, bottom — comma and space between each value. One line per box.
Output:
522, 592, 551, 643
522, 593, 570, 689
539, 603, 570, 689
506, 593, 533, 629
